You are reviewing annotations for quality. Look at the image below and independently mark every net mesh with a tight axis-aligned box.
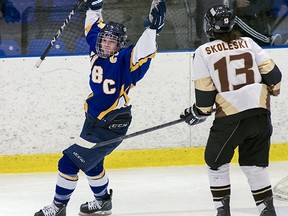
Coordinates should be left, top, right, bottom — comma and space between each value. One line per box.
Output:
273, 176, 288, 201
20, 0, 196, 56
21, 5, 87, 55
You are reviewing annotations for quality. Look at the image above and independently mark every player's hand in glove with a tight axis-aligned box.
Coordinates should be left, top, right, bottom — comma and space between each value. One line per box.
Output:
180, 104, 209, 126
85, 0, 103, 10
144, 0, 166, 33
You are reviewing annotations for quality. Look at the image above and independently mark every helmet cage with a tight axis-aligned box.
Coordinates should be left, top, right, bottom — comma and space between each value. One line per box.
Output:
204, 5, 235, 38
96, 21, 127, 58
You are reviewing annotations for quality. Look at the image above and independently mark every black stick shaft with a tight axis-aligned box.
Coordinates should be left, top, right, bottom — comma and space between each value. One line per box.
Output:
91, 108, 216, 149
91, 118, 185, 149
35, 0, 84, 68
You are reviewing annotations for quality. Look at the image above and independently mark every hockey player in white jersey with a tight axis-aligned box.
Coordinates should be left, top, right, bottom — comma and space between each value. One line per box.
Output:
180, 4, 282, 216
34, 0, 166, 216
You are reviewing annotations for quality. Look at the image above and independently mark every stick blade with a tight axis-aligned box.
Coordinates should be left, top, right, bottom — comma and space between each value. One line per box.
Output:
35, 58, 43, 68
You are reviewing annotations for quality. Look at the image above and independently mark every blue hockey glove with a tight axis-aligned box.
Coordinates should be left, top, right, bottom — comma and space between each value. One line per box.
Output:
180, 104, 208, 126
143, 0, 166, 34
85, 0, 103, 10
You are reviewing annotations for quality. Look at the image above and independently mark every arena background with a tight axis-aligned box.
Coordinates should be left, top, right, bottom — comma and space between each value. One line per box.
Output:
1, 0, 288, 57
0, 0, 287, 173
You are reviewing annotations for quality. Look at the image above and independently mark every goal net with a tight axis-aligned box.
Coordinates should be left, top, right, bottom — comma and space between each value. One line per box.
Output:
273, 176, 288, 201
20, 1, 194, 56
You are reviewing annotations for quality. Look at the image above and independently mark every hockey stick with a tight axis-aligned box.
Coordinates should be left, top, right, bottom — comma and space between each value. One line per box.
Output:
35, 0, 85, 68
91, 118, 185, 149
91, 108, 216, 149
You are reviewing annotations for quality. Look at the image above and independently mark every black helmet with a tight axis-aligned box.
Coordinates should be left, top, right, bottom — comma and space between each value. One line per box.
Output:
204, 5, 235, 38
96, 21, 128, 58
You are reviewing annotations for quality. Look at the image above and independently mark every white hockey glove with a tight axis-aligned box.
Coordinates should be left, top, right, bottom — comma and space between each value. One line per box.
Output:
85, 0, 103, 10
143, 0, 166, 34
180, 104, 209, 126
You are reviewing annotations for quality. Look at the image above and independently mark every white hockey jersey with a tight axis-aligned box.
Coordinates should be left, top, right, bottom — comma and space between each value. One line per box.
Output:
193, 37, 282, 118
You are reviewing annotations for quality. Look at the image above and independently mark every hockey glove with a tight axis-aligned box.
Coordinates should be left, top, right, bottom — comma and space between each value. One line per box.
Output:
180, 104, 208, 126
85, 0, 103, 10
143, 0, 166, 34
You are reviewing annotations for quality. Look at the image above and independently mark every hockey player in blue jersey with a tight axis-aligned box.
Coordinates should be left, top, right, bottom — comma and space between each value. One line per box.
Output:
34, 0, 166, 216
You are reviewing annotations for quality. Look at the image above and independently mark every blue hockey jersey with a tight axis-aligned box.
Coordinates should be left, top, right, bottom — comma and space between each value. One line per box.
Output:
84, 9, 157, 120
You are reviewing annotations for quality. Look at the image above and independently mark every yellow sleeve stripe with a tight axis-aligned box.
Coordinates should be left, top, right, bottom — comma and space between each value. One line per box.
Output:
85, 25, 93, 35
194, 77, 216, 91
130, 48, 156, 72
98, 19, 105, 28
85, 19, 105, 35
258, 59, 275, 74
